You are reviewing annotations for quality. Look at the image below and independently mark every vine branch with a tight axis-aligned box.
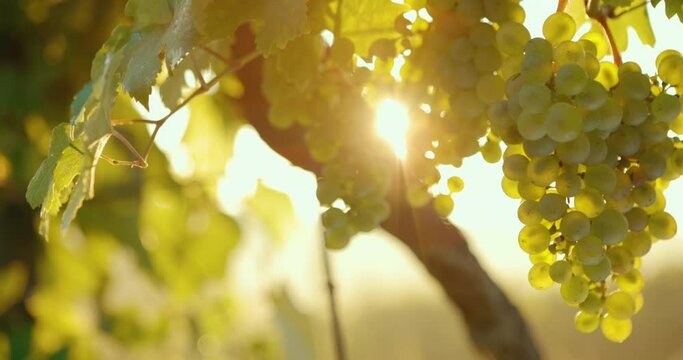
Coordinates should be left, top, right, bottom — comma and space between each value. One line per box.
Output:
322, 242, 347, 360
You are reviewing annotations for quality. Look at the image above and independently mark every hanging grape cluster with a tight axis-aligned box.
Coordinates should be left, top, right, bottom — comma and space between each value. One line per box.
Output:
495, 12, 683, 341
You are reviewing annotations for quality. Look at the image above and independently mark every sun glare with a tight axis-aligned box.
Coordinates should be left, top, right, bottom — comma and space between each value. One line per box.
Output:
375, 99, 410, 159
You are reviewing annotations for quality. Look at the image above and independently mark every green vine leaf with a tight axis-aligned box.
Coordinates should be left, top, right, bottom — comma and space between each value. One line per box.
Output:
124, 0, 173, 30
255, 0, 309, 55
341, 0, 408, 58
652, 0, 683, 22
608, 2, 656, 51
26, 123, 74, 209
122, 29, 165, 109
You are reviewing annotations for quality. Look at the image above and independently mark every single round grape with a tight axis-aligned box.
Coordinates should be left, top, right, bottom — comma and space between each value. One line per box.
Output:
639, 151, 667, 180
575, 311, 600, 333
651, 93, 682, 123
581, 31, 609, 59
476, 73, 505, 104
433, 194, 454, 217
560, 275, 589, 305
648, 211, 677, 239
584, 133, 608, 165
317, 179, 341, 205
474, 46, 503, 73
481, 140, 502, 163
450, 37, 474, 63
560, 211, 591, 241
496, 22, 531, 56
601, 315, 632, 343
469, 22, 496, 46
543, 12, 576, 44
596, 98, 624, 132
538, 193, 568, 221
322, 207, 348, 229
607, 246, 635, 274
451, 62, 479, 89
578, 38, 598, 57
528, 262, 554, 290
518, 200, 543, 225
556, 63, 589, 96
584, 164, 617, 193
580, 292, 603, 314
583, 255, 612, 281
656, 49, 682, 69
622, 100, 649, 126
574, 187, 606, 218
554, 40, 585, 66
631, 183, 657, 208
607, 126, 641, 157
642, 188, 666, 214
524, 37, 554, 62
624, 207, 649, 232
556, 171, 583, 197
526, 156, 560, 187
622, 231, 652, 257
523, 137, 556, 157
549, 260, 572, 283
518, 179, 545, 201
583, 54, 600, 79
447, 176, 465, 193
529, 248, 557, 265
592, 208, 629, 245
605, 291, 636, 320
639, 120, 669, 145
502, 177, 521, 199
576, 80, 608, 110
518, 224, 551, 254
325, 227, 353, 249
556, 133, 590, 164
618, 71, 650, 101
596, 61, 619, 88
518, 83, 551, 113
617, 269, 645, 294
503, 154, 529, 181
657, 53, 683, 85
575, 235, 605, 265
545, 103, 582, 142
517, 110, 548, 141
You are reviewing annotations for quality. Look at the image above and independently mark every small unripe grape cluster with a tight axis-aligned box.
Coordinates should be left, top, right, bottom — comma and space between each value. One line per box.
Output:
496, 12, 683, 342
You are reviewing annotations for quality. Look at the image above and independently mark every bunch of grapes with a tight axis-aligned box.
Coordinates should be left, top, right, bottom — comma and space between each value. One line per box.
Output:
495, 12, 683, 341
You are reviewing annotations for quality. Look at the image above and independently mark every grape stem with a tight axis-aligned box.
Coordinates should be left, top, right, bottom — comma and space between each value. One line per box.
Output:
557, 0, 569, 12
596, 16, 623, 67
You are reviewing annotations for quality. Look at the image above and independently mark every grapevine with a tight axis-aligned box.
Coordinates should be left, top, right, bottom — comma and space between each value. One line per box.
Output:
25, 0, 683, 347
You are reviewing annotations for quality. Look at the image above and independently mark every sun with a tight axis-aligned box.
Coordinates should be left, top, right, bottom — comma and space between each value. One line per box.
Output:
375, 99, 410, 159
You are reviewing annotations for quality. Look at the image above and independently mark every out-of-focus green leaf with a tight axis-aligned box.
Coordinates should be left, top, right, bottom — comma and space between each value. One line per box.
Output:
276, 34, 323, 92
608, 3, 655, 52
0, 262, 28, 315
26, 124, 72, 209
341, 0, 408, 57
192, 0, 260, 41
256, 0, 309, 55
246, 181, 295, 244
163, 0, 197, 70
124, 0, 173, 30
272, 288, 316, 360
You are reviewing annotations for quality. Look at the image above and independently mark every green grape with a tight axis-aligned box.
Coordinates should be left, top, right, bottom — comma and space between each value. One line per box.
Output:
549, 260, 572, 283
596, 98, 623, 132
578, 38, 598, 58
518, 83, 551, 113
651, 93, 682, 123
622, 231, 652, 256
584, 164, 617, 193
488, 100, 514, 127
631, 183, 656, 207
517, 110, 547, 141
451, 62, 479, 89
503, 154, 529, 181
656, 49, 682, 69
523, 137, 556, 157
450, 37, 474, 63
601, 315, 632, 343
450, 91, 485, 118
648, 210, 677, 239
433, 194, 454, 217
526, 156, 560, 187
575, 235, 605, 265
556, 171, 583, 197
521, 55, 553, 83
322, 207, 348, 229
325, 227, 353, 249
596, 61, 619, 88
518, 200, 543, 225
545, 102, 582, 142
591, 208, 629, 245
619, 62, 642, 75
407, 184, 431, 208
560, 211, 591, 241
581, 32, 608, 59
607, 246, 635, 274
642, 188, 666, 214
575, 311, 600, 334
605, 291, 636, 320
469, 22, 496, 47
447, 176, 465, 193
607, 126, 641, 156
617, 269, 645, 294
474, 46, 502, 73
657, 53, 683, 86
496, 22, 531, 56
618, 71, 650, 101
583, 255, 611, 281
606, 196, 634, 214
476, 74, 505, 104
582, 111, 600, 132
624, 207, 649, 232
584, 133, 608, 164
543, 12, 576, 44
502, 177, 521, 199
554, 40, 585, 67
639, 121, 669, 145
634, 292, 644, 314
622, 100, 649, 126
518, 179, 545, 201
518, 224, 551, 254
524, 37, 554, 62
530, 248, 557, 265
574, 187, 606, 218
317, 179, 341, 205
481, 140, 502, 163
580, 292, 603, 314
556, 133, 590, 164
639, 151, 667, 180
560, 275, 589, 305
556, 63, 589, 96
576, 80, 608, 110
528, 262, 554, 290
538, 193, 568, 221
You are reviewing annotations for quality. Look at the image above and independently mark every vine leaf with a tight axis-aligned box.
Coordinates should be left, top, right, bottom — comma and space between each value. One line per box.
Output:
124, 0, 173, 30
275, 34, 323, 92
122, 29, 165, 109
652, 0, 683, 21
341, 0, 408, 58
255, 0, 309, 55
26, 124, 74, 209
246, 181, 295, 244
192, 0, 259, 41
608, 3, 655, 52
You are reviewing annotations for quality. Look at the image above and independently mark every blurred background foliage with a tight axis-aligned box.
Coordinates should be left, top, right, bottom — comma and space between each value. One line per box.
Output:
3, 0, 683, 360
